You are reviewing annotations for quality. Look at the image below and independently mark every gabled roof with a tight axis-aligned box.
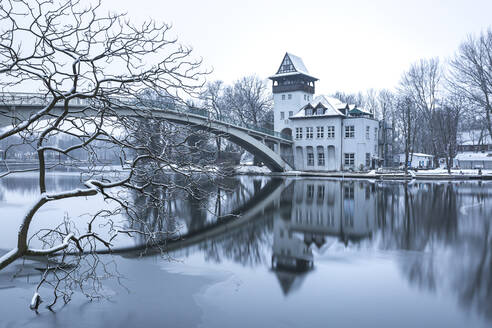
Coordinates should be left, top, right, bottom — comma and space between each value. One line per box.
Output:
348, 107, 372, 116
280, 52, 309, 75
270, 52, 318, 81
291, 95, 346, 119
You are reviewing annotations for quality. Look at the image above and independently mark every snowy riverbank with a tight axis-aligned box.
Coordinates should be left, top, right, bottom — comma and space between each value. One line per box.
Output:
233, 165, 492, 180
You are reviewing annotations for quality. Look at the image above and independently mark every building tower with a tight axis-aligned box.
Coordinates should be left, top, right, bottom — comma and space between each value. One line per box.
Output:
269, 53, 318, 137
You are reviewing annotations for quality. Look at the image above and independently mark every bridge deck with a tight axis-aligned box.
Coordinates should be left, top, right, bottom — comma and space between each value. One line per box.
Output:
0, 92, 294, 172
0, 92, 293, 144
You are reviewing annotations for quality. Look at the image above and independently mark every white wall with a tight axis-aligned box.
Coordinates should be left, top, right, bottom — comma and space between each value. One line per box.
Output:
290, 116, 378, 171
341, 117, 379, 170
290, 116, 343, 171
273, 91, 311, 134
397, 154, 433, 168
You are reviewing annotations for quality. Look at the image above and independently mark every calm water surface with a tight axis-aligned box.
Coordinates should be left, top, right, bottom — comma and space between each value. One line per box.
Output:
0, 172, 491, 328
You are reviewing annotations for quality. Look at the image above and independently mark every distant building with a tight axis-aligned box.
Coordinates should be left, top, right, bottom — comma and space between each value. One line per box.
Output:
455, 152, 492, 169
270, 53, 384, 171
457, 130, 492, 152
395, 153, 434, 168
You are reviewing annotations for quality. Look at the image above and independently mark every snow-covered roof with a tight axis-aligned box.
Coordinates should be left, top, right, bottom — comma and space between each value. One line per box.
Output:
348, 106, 372, 116
291, 95, 346, 118
397, 153, 434, 158
286, 52, 309, 75
290, 95, 375, 119
455, 152, 492, 161
270, 52, 318, 81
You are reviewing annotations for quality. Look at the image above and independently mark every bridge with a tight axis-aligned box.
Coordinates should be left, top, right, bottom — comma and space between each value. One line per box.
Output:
0, 92, 294, 172
96, 178, 291, 258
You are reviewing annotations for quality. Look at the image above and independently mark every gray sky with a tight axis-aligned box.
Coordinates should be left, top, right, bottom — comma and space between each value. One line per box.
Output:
104, 0, 491, 94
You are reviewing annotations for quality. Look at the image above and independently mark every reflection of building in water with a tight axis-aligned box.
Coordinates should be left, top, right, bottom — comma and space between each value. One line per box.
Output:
272, 180, 377, 294
289, 180, 376, 246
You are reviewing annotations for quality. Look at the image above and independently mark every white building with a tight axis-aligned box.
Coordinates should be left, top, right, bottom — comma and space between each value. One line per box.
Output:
455, 152, 492, 169
395, 153, 434, 168
270, 53, 379, 171
457, 130, 492, 152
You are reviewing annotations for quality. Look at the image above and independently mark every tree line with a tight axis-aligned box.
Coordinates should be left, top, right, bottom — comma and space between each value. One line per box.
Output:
333, 29, 492, 174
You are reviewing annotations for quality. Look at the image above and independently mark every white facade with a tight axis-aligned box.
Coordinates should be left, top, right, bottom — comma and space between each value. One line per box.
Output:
455, 152, 492, 169
395, 153, 434, 168
270, 53, 380, 171
274, 90, 313, 136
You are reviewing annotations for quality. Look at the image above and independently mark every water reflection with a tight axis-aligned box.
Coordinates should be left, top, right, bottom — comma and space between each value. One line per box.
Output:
127, 178, 492, 321
1, 173, 492, 324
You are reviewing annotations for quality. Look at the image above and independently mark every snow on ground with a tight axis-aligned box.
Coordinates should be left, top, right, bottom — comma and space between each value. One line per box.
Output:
234, 165, 271, 175
416, 168, 492, 175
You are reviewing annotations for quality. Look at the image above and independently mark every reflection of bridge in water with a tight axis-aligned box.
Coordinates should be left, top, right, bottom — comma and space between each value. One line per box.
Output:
0, 92, 294, 171
108, 178, 381, 294
100, 177, 289, 257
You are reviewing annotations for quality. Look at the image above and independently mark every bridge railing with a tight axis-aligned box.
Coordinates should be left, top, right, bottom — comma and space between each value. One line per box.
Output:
0, 92, 293, 141
181, 106, 292, 141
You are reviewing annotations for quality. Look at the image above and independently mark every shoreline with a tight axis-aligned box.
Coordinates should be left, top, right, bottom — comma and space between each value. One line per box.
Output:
234, 166, 492, 180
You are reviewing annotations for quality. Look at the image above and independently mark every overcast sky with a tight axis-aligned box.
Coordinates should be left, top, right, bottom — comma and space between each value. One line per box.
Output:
105, 0, 491, 94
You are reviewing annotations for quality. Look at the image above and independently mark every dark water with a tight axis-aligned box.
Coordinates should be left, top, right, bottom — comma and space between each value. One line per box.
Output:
0, 173, 491, 328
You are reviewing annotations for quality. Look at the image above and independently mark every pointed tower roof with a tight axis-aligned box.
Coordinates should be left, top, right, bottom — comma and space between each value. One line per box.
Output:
269, 52, 318, 81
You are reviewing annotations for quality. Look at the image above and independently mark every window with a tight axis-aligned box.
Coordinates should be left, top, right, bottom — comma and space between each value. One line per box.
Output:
344, 153, 355, 166
280, 112, 285, 120
374, 127, 378, 141
318, 152, 325, 166
307, 152, 314, 166
307, 184, 314, 197
306, 108, 313, 116
327, 126, 335, 138
318, 185, 325, 201
374, 144, 377, 153
304, 94, 307, 100
316, 126, 324, 138
344, 185, 354, 199
345, 125, 355, 138
281, 95, 285, 100
366, 126, 370, 140
288, 111, 293, 117
316, 108, 323, 115
295, 127, 303, 139
288, 94, 292, 100
366, 153, 371, 167
306, 127, 313, 139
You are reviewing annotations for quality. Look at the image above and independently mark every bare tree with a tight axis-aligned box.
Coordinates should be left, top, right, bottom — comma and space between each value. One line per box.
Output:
395, 95, 418, 175
201, 80, 229, 159
399, 58, 442, 165
436, 95, 463, 173
0, 0, 216, 310
378, 89, 395, 122
224, 75, 272, 128
333, 91, 364, 107
364, 88, 380, 118
449, 29, 492, 140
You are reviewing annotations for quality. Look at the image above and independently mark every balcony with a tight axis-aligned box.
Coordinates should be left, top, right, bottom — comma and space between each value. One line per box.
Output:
273, 84, 314, 94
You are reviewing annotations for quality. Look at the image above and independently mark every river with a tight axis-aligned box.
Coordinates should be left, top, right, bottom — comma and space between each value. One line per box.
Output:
0, 172, 491, 328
